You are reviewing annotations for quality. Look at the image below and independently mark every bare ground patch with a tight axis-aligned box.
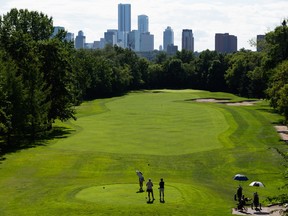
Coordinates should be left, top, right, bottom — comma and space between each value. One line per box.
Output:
192, 98, 260, 106
232, 204, 287, 215
274, 125, 288, 142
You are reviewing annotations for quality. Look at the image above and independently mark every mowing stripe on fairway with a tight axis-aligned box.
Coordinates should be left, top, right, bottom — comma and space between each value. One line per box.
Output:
51, 90, 230, 155
0, 90, 286, 216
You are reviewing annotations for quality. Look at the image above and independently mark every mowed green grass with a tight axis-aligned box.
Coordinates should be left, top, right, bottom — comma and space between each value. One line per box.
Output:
0, 90, 286, 216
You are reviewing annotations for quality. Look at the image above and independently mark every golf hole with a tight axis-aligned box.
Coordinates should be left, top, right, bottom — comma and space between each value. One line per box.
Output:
75, 184, 184, 204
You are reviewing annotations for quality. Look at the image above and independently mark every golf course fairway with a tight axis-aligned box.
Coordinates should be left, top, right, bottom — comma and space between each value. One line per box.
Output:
0, 90, 286, 216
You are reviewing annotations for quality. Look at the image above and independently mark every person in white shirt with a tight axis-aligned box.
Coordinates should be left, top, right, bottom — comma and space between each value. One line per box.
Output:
136, 170, 145, 192
146, 178, 155, 202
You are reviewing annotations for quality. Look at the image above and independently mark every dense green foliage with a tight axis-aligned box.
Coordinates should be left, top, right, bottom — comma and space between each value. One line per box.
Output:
0, 9, 76, 148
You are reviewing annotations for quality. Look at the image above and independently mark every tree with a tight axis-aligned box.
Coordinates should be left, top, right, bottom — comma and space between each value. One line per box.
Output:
154, 52, 168, 64
163, 58, 186, 88
0, 8, 53, 56
207, 58, 227, 92
147, 64, 164, 89
38, 38, 76, 123
0, 8, 76, 141
195, 50, 223, 90
225, 50, 264, 97
137, 57, 150, 88
0, 54, 26, 144
266, 60, 288, 123
264, 19, 288, 69
175, 49, 194, 64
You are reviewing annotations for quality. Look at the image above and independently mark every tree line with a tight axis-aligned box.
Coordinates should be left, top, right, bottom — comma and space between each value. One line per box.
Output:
0, 9, 288, 149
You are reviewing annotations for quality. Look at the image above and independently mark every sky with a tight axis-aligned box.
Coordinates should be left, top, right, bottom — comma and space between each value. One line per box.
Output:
1, 0, 288, 51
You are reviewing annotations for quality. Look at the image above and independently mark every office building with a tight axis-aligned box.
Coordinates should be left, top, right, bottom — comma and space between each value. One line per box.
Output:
52, 26, 65, 37
118, 3, 131, 32
75, 30, 86, 49
118, 3, 131, 48
140, 32, 154, 52
182, 29, 194, 52
163, 26, 174, 51
100, 38, 106, 49
128, 30, 140, 51
215, 33, 237, 53
138, 15, 149, 34
85, 43, 94, 49
52, 26, 74, 44
65, 32, 74, 43
257, 35, 265, 52
104, 29, 118, 46
167, 44, 178, 55
93, 41, 101, 49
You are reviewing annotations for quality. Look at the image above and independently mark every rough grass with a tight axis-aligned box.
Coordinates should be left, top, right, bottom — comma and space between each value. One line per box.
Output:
0, 90, 286, 216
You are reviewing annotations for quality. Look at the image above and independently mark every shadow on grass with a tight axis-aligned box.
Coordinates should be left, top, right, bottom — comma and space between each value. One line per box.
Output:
0, 126, 75, 163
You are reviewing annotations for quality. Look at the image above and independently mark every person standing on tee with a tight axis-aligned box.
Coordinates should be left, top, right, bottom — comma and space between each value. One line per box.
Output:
159, 178, 165, 202
146, 178, 155, 202
136, 170, 145, 192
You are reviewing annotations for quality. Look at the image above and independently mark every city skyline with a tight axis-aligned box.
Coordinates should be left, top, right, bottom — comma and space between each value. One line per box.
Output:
1, 0, 288, 51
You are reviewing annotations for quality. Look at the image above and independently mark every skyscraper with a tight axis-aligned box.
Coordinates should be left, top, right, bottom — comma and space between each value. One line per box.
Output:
215, 33, 237, 53
256, 35, 265, 52
128, 30, 140, 51
163, 26, 174, 52
104, 29, 118, 46
52, 26, 65, 37
52, 26, 74, 44
65, 32, 74, 43
138, 15, 149, 34
118, 3, 131, 48
118, 3, 131, 32
75, 30, 86, 49
140, 32, 154, 52
182, 29, 194, 52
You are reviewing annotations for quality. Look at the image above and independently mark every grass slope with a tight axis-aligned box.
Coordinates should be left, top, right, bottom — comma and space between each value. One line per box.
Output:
0, 90, 286, 216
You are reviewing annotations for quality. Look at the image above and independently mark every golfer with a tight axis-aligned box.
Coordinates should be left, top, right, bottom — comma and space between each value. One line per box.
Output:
136, 170, 145, 192
159, 178, 165, 202
146, 178, 155, 202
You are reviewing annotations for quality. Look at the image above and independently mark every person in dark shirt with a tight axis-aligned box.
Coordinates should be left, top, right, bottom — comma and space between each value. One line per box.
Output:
252, 192, 261, 210
236, 185, 243, 201
159, 178, 165, 202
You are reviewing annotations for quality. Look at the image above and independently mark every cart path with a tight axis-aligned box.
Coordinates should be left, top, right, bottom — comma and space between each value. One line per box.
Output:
232, 204, 286, 215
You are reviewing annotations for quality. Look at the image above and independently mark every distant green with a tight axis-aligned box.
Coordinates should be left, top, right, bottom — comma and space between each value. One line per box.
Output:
0, 90, 286, 216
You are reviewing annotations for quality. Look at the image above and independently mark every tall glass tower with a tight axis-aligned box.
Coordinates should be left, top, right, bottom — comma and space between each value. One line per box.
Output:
182, 29, 194, 52
163, 26, 174, 51
118, 4, 131, 32
75, 30, 86, 49
118, 3, 131, 48
138, 15, 149, 34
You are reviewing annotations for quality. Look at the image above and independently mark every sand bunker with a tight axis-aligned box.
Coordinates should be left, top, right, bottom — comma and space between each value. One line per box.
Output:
194, 98, 259, 106
274, 125, 288, 141
194, 98, 230, 103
